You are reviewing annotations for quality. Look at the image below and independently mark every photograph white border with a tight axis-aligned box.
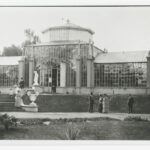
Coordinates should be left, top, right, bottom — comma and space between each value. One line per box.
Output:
0, 0, 150, 149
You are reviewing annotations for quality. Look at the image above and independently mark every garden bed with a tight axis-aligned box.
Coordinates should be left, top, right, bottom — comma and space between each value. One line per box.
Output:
0, 118, 150, 140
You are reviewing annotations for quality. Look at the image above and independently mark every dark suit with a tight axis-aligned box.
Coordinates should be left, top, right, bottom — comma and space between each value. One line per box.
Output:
128, 96, 134, 113
19, 80, 24, 89
89, 95, 94, 113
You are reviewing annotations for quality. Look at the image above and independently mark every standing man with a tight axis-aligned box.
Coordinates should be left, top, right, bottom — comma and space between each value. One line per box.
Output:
98, 94, 103, 113
89, 92, 94, 113
127, 94, 134, 114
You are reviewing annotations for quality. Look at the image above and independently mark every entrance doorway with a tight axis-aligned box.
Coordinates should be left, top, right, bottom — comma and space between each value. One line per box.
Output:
52, 68, 57, 93
40, 65, 60, 93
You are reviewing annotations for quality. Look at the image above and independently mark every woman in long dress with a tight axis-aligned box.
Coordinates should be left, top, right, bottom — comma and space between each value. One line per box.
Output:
102, 94, 109, 113
98, 94, 103, 113
15, 90, 24, 107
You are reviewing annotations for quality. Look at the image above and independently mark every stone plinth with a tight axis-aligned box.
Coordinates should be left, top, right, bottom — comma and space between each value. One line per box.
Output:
22, 105, 38, 112
33, 85, 43, 93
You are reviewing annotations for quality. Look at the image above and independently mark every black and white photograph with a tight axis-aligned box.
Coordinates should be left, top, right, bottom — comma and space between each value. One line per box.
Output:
1, 1, 150, 145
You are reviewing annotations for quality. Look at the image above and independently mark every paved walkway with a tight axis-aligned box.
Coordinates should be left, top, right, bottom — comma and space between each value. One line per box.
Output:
0, 112, 150, 121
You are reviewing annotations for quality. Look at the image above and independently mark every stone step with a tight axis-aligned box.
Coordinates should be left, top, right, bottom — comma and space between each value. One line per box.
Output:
0, 99, 15, 102
0, 102, 15, 105
0, 107, 24, 112
0, 109, 23, 112
0, 97, 12, 100
0, 99, 24, 112
0, 94, 11, 97
0, 94, 27, 112
0, 94, 15, 102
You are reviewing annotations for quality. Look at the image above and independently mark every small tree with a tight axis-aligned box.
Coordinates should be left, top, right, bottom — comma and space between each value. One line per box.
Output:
0, 114, 17, 130
22, 29, 41, 47
2, 45, 22, 56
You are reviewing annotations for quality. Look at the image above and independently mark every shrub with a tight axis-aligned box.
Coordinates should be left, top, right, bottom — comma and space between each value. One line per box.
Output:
65, 122, 80, 140
20, 119, 42, 125
0, 114, 17, 130
124, 116, 148, 122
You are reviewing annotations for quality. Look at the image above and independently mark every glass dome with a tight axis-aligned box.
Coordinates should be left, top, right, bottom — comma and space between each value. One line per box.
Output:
42, 20, 94, 43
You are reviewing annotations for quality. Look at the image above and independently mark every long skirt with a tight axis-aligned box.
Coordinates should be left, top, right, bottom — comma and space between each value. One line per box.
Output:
98, 103, 103, 113
103, 101, 109, 113
15, 97, 24, 107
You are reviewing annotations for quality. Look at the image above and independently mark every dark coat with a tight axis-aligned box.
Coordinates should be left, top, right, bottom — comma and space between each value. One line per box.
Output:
89, 95, 94, 105
128, 96, 134, 106
19, 80, 24, 89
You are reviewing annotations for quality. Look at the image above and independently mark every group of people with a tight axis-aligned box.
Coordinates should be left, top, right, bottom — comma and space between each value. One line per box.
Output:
89, 92, 135, 114
11, 77, 135, 113
89, 92, 110, 113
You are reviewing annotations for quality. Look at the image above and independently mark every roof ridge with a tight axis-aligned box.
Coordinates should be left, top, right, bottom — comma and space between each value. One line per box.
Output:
95, 50, 148, 63
107, 50, 148, 53
42, 23, 94, 34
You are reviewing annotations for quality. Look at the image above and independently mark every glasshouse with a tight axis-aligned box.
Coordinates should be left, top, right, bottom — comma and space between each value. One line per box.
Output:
1, 21, 150, 94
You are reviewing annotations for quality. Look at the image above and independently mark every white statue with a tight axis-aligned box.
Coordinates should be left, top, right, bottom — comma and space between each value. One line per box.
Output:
33, 71, 39, 86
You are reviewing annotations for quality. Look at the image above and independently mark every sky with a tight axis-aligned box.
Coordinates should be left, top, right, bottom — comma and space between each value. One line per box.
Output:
0, 7, 150, 53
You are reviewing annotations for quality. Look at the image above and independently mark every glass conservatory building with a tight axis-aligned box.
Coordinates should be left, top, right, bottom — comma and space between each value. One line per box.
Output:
0, 56, 22, 87
1, 21, 150, 94
22, 21, 103, 93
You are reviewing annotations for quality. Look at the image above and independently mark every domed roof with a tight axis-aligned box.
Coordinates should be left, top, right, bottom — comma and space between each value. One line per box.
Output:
42, 20, 94, 35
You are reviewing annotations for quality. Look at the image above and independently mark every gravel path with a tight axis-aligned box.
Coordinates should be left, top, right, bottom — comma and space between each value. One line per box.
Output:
1, 112, 150, 121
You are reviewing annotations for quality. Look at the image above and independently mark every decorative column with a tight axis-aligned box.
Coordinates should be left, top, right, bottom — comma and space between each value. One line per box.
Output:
87, 40, 94, 88
76, 58, 81, 87
87, 58, 94, 88
88, 39, 93, 57
76, 41, 81, 88
29, 58, 34, 87
18, 58, 25, 82
147, 52, 150, 88
60, 62, 66, 87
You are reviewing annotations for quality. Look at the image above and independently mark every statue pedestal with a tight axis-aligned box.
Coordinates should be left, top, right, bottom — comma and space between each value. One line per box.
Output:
33, 85, 43, 93
22, 105, 38, 112
33, 83, 39, 86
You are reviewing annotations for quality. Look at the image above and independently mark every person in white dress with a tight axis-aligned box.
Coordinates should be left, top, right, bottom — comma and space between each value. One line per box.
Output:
102, 94, 109, 113
15, 90, 24, 108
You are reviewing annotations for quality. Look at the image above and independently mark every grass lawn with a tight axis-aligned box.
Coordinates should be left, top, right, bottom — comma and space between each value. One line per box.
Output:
0, 118, 150, 140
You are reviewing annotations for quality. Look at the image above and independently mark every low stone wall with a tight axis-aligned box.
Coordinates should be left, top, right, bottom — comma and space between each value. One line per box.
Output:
24, 94, 150, 113
35, 95, 89, 112
1, 86, 150, 95
110, 95, 150, 113
56, 87, 150, 95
